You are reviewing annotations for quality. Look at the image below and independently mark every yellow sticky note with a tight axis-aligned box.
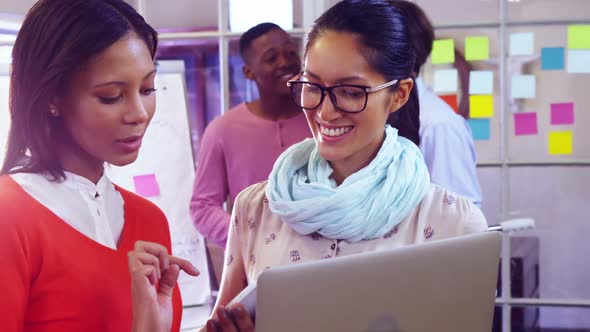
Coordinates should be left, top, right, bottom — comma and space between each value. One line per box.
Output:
465, 36, 489, 61
568, 25, 590, 49
469, 95, 494, 118
431, 39, 455, 64
548, 131, 573, 155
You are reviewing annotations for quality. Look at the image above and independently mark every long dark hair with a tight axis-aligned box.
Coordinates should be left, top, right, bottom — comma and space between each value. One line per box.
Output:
1, 0, 158, 179
306, 0, 420, 146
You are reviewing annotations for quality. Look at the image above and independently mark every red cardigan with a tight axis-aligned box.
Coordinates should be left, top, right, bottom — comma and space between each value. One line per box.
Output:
0, 176, 182, 332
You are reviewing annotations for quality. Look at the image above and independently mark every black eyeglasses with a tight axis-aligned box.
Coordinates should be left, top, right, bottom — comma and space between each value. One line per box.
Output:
287, 78, 400, 113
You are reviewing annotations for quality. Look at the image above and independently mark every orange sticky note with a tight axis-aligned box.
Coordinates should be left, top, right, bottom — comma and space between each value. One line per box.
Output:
469, 95, 494, 118
439, 94, 459, 113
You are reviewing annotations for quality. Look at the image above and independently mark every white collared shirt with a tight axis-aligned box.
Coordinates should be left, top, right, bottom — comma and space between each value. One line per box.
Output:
10, 171, 124, 249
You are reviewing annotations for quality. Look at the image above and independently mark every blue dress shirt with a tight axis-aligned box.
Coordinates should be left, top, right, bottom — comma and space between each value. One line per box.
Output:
416, 78, 483, 207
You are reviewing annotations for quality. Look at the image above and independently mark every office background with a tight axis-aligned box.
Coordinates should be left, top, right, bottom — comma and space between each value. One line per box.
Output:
1, 0, 589, 331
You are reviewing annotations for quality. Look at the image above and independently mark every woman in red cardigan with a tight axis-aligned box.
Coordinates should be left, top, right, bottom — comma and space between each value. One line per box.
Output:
0, 1, 198, 331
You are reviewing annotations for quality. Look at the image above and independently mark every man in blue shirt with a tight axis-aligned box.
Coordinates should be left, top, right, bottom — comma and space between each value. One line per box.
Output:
391, 0, 482, 207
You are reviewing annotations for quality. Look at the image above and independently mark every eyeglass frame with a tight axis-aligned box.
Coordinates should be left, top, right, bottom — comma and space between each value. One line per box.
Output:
286, 77, 401, 114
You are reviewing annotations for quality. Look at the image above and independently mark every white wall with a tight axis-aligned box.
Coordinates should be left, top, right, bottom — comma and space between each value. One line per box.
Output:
0, 0, 218, 29
141, 0, 217, 30
0, 0, 37, 15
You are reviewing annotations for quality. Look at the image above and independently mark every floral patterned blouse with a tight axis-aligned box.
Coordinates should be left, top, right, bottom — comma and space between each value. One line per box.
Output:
215, 181, 488, 306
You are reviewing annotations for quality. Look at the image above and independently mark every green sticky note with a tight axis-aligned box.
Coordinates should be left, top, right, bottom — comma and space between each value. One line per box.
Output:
431, 39, 455, 64
548, 131, 573, 155
568, 25, 590, 49
465, 36, 489, 61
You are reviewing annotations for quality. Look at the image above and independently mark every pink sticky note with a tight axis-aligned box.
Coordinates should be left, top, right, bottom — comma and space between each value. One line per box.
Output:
550, 102, 574, 125
133, 174, 161, 197
514, 112, 538, 136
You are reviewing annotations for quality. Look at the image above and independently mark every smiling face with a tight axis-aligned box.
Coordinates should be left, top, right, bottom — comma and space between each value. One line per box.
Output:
243, 28, 302, 97
54, 34, 157, 175
302, 30, 403, 174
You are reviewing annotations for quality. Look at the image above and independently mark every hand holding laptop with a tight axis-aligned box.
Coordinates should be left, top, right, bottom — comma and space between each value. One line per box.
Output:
227, 282, 257, 318
204, 280, 257, 331
207, 304, 255, 332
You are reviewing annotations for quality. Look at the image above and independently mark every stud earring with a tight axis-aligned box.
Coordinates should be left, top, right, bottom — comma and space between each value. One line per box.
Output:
49, 107, 59, 117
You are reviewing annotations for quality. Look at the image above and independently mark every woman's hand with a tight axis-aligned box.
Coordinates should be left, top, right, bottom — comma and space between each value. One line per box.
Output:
128, 241, 200, 332
205, 304, 255, 332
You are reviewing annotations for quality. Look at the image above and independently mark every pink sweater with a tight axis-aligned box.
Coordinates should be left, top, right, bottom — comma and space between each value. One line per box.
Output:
190, 103, 311, 247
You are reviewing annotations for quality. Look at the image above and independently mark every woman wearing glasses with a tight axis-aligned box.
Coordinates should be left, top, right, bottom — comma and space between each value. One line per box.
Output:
128, 1, 487, 331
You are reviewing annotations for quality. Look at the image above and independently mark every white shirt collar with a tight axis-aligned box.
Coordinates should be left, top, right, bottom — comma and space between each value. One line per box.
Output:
60, 171, 111, 198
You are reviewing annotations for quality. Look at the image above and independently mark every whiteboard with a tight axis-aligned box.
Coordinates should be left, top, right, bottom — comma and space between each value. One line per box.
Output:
0, 75, 10, 168
107, 66, 211, 306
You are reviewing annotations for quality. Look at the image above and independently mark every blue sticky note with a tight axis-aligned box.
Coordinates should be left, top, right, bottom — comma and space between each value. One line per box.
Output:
541, 47, 565, 70
467, 119, 491, 141
567, 49, 590, 73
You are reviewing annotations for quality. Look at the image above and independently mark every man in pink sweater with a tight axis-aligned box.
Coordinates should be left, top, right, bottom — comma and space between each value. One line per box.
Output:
190, 23, 311, 248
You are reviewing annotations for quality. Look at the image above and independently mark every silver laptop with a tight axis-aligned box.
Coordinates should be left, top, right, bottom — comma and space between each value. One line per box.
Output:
255, 232, 501, 332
